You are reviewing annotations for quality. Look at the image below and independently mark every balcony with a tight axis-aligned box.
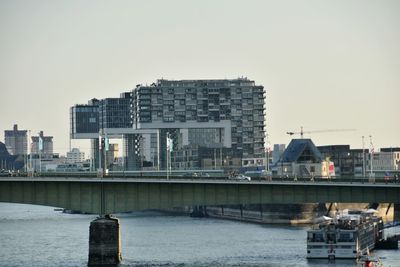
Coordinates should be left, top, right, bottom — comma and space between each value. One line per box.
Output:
254, 138, 264, 143
209, 105, 220, 111
243, 138, 254, 144
197, 111, 208, 116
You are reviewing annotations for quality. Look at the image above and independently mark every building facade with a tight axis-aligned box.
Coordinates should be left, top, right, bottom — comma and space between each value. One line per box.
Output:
317, 145, 366, 177
31, 131, 53, 155
99, 93, 131, 129
370, 148, 400, 171
275, 139, 335, 178
4, 124, 27, 155
272, 144, 286, 164
131, 78, 266, 165
70, 78, 267, 171
70, 98, 100, 139
66, 148, 85, 163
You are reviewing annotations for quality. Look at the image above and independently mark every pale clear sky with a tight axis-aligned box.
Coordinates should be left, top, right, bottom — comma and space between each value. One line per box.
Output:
1, 0, 399, 156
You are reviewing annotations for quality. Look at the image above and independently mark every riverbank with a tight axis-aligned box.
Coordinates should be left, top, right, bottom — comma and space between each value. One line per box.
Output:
163, 203, 395, 225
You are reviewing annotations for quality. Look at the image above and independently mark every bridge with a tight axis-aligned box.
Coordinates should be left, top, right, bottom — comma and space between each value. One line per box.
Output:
2, 176, 399, 266
1, 177, 399, 214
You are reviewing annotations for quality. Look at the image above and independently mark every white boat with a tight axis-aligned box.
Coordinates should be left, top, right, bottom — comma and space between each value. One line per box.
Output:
307, 209, 384, 259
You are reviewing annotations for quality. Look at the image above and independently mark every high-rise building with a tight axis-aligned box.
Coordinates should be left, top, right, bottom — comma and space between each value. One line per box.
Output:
31, 131, 53, 155
4, 124, 27, 155
131, 78, 266, 159
70, 78, 266, 171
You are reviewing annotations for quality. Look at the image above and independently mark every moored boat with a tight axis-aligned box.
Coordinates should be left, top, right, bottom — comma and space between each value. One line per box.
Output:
307, 209, 383, 259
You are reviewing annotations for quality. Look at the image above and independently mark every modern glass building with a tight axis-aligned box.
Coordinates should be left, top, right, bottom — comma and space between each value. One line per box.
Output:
70, 98, 100, 139
99, 93, 131, 129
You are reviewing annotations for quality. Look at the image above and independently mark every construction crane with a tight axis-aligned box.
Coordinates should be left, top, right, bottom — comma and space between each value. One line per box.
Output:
286, 126, 356, 138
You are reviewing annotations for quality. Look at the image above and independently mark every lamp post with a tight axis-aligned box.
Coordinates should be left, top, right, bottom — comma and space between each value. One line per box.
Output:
166, 132, 170, 180
157, 130, 160, 171
362, 136, 365, 180
28, 130, 33, 176
38, 132, 43, 174
369, 135, 374, 180
265, 133, 270, 172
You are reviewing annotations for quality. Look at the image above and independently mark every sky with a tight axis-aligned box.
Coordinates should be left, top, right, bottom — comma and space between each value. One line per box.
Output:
1, 0, 399, 156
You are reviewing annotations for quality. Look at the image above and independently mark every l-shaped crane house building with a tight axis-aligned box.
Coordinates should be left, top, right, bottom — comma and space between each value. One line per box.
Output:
70, 78, 266, 172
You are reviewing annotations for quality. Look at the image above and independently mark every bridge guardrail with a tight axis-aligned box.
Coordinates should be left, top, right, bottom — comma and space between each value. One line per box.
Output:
2, 171, 400, 185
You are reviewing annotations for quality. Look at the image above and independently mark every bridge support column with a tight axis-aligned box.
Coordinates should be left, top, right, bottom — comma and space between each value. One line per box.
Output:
88, 215, 122, 266
394, 203, 400, 222
90, 138, 100, 171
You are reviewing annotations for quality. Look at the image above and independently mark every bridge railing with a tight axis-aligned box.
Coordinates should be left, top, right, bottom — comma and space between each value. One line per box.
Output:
2, 171, 400, 185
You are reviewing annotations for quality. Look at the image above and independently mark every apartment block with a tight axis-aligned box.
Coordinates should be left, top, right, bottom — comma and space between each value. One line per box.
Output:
131, 78, 266, 159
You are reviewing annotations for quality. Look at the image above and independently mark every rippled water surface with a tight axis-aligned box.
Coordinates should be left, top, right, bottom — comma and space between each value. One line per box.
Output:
0, 203, 399, 267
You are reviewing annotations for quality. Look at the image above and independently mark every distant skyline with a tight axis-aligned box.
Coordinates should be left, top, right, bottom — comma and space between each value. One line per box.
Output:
1, 0, 399, 156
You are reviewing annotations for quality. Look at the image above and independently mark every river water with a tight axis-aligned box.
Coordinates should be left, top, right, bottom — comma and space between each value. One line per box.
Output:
0, 203, 399, 267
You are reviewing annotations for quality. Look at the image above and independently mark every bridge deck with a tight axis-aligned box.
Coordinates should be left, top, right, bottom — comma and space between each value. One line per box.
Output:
1, 177, 399, 214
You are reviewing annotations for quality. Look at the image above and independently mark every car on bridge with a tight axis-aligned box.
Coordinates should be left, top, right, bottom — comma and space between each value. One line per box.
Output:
0, 169, 11, 177
230, 174, 251, 181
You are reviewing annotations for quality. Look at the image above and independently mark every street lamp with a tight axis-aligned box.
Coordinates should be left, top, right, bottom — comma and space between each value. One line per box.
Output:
362, 136, 365, 180
166, 132, 171, 180
38, 132, 43, 174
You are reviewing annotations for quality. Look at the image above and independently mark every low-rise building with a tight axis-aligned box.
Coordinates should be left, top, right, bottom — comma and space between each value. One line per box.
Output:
66, 148, 85, 163
370, 148, 400, 171
317, 145, 366, 177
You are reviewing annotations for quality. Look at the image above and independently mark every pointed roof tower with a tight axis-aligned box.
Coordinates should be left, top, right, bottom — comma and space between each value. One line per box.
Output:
279, 139, 323, 163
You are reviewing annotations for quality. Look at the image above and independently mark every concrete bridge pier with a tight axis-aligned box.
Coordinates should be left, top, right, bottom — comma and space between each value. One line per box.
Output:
394, 203, 400, 222
88, 215, 122, 266
190, 206, 209, 217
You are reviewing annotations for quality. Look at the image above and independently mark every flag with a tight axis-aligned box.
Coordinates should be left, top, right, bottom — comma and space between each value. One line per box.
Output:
38, 137, 43, 151
105, 138, 109, 151
167, 137, 173, 152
